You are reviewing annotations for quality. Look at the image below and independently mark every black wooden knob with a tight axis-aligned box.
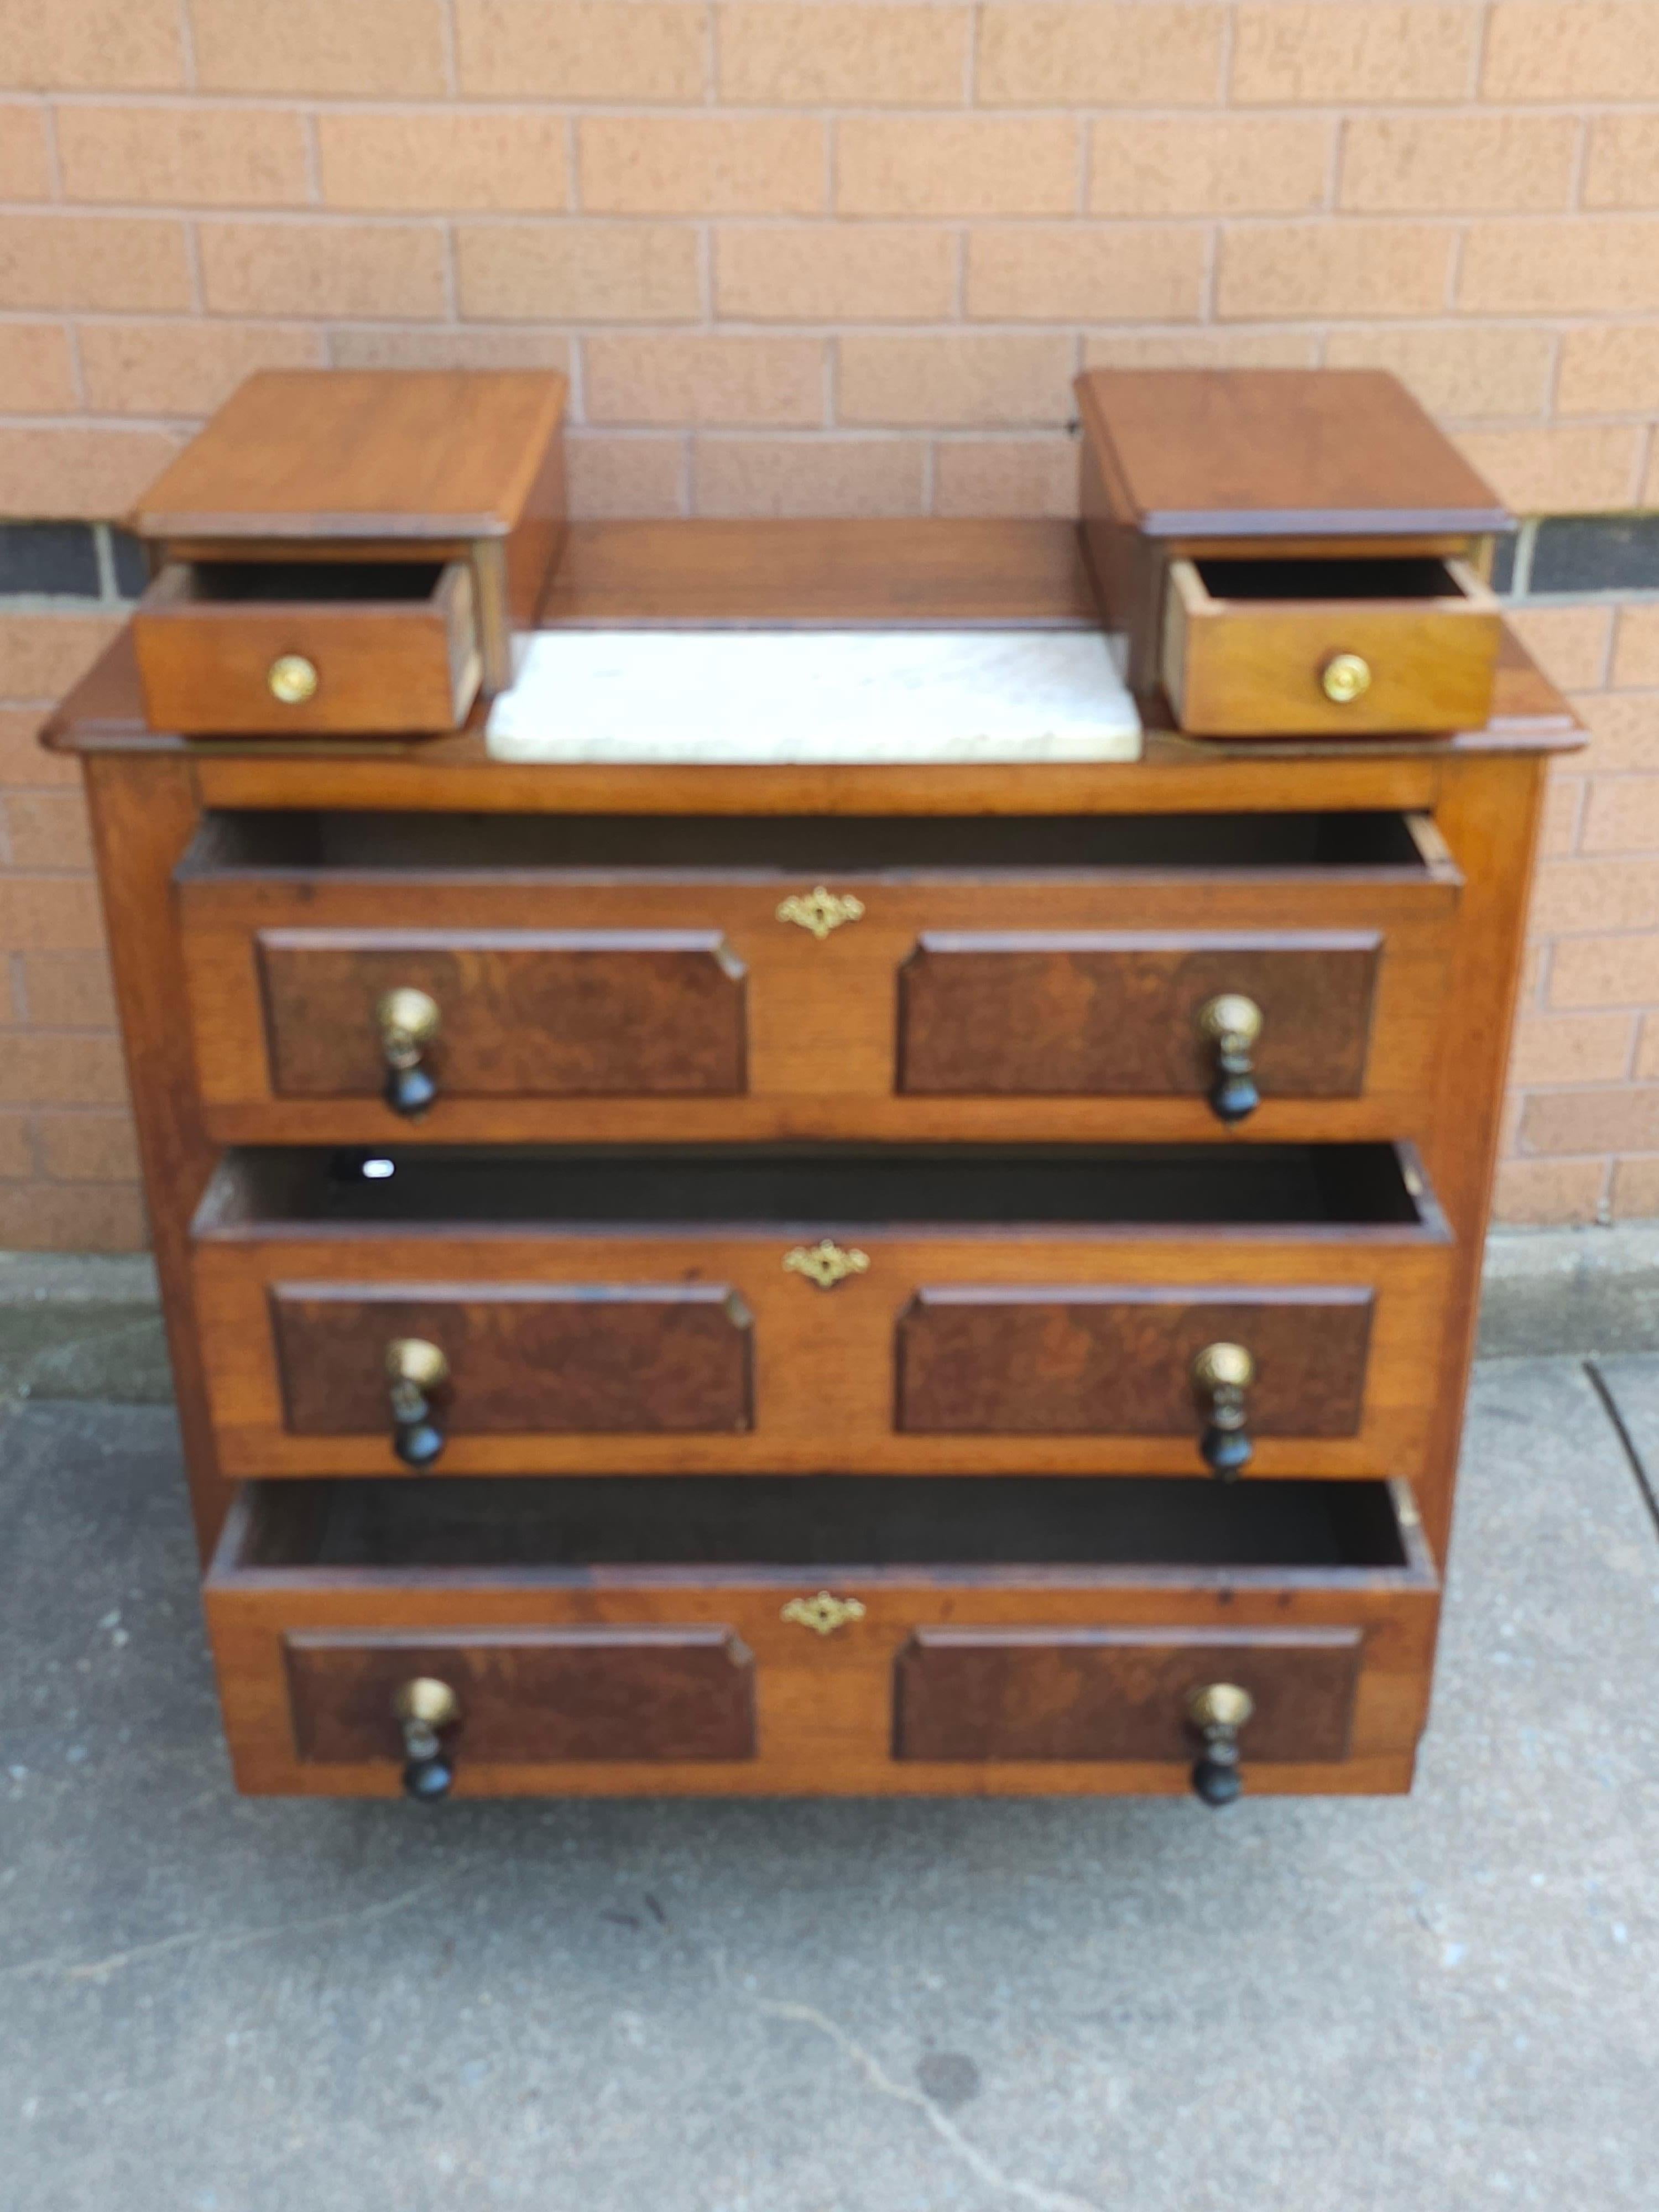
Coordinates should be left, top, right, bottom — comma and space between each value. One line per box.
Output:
402, 1751, 456, 1801
1188, 1683, 1253, 1808
394, 1678, 460, 1803
387, 1338, 448, 1469
378, 987, 440, 1120
1198, 993, 1263, 1126
384, 1061, 438, 1118
1192, 1341, 1255, 1482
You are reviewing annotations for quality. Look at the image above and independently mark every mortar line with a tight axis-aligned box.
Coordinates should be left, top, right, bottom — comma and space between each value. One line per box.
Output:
1584, 1357, 1659, 1545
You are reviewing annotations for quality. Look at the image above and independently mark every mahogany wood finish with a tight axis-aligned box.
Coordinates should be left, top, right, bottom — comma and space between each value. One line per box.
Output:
128, 369, 567, 696
894, 1624, 1362, 1762
1161, 555, 1501, 739
173, 812, 1454, 1144
189, 1144, 1452, 1480
899, 931, 1380, 1098
257, 929, 747, 1099
285, 1626, 757, 1765
50, 460, 1579, 1803
204, 1474, 1436, 1796
896, 1285, 1372, 1437
133, 557, 481, 737
273, 1281, 754, 1436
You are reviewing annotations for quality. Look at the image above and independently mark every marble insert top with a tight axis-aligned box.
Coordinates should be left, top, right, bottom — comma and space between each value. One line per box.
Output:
486, 628, 1141, 764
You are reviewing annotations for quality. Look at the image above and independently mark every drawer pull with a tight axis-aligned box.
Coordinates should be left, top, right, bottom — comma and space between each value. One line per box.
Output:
393, 1676, 460, 1801
377, 987, 441, 1118
267, 653, 319, 706
1319, 651, 1372, 706
784, 1239, 870, 1290
1197, 992, 1262, 1125
387, 1337, 448, 1468
781, 1590, 867, 1636
776, 886, 865, 941
1187, 1682, 1254, 1807
1192, 1340, 1255, 1481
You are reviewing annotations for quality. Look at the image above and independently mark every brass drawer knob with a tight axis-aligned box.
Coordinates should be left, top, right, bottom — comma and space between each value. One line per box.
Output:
782, 1591, 867, 1636
1320, 651, 1371, 705
784, 1239, 869, 1290
267, 653, 319, 706
1192, 1340, 1255, 1482
386, 1336, 448, 1468
393, 1677, 461, 1800
776, 886, 865, 940
1197, 992, 1262, 1125
1187, 1681, 1254, 1807
377, 986, 441, 1119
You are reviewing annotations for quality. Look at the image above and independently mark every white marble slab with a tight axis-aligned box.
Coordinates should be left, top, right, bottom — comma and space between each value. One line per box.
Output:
486, 628, 1141, 764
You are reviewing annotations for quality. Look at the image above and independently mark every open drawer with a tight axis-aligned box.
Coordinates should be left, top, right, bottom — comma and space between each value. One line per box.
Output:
133, 559, 482, 736
1160, 554, 1500, 738
205, 1473, 1439, 1798
173, 808, 1462, 1146
190, 1140, 1455, 1481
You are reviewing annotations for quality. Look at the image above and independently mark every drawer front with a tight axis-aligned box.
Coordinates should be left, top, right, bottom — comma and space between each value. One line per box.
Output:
259, 929, 747, 1098
195, 1223, 1451, 1480
287, 1627, 755, 1764
894, 1625, 1360, 1761
179, 854, 1458, 1145
274, 1282, 754, 1434
899, 931, 1376, 1095
1161, 556, 1500, 738
896, 1286, 1370, 1436
133, 559, 479, 737
205, 1489, 1437, 1798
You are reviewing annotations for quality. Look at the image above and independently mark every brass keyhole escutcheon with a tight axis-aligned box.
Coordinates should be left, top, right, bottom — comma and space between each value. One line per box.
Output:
267, 653, 319, 705
782, 1591, 867, 1636
784, 1239, 870, 1290
776, 886, 865, 941
1320, 651, 1372, 705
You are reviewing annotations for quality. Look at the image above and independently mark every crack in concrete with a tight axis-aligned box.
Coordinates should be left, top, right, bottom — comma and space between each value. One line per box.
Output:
1, 1884, 438, 1985
758, 1997, 1104, 2212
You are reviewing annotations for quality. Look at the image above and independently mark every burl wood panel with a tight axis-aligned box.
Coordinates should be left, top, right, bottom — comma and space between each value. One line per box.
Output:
896, 1286, 1373, 1436
273, 1283, 754, 1434
899, 932, 1379, 1097
895, 1624, 1362, 1762
258, 928, 747, 1097
285, 1626, 755, 1763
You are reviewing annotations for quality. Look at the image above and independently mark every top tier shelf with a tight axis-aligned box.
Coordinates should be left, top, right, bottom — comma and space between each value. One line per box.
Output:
45, 520, 1582, 814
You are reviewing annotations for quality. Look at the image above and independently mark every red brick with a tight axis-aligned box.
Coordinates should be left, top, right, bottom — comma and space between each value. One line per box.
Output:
0, 1181, 146, 1251
36, 1111, 140, 1181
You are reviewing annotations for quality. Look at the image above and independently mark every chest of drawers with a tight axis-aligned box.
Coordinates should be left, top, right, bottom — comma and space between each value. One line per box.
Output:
47, 374, 1580, 1812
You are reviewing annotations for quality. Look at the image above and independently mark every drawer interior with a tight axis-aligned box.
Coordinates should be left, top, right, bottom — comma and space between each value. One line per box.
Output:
1190, 556, 1473, 606
180, 807, 1441, 879
200, 1139, 1437, 1230
164, 559, 450, 608
227, 1473, 1420, 1575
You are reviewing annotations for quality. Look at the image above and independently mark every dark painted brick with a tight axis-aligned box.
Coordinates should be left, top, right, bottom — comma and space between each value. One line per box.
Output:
1530, 515, 1659, 596
0, 523, 100, 598
109, 529, 152, 600
1489, 533, 1517, 595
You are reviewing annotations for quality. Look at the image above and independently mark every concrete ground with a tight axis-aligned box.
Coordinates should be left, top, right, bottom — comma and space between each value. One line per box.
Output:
3, 1343, 1658, 2208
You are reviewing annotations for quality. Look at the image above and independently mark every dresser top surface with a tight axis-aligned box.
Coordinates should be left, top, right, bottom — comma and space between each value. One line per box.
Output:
129, 369, 568, 544
46, 520, 1582, 794
1077, 369, 1512, 540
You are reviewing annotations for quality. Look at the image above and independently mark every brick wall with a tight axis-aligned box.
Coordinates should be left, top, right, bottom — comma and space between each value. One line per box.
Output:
1, 0, 1657, 1247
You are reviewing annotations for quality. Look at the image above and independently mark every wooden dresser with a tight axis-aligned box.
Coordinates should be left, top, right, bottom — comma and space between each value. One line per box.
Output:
46, 369, 1580, 1808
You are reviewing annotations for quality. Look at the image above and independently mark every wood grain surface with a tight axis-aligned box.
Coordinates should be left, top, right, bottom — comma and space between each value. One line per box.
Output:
899, 930, 1379, 1096
894, 1624, 1361, 1761
258, 927, 747, 1097
286, 1625, 756, 1764
274, 1281, 754, 1435
895, 1285, 1372, 1436
204, 1476, 1436, 1796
